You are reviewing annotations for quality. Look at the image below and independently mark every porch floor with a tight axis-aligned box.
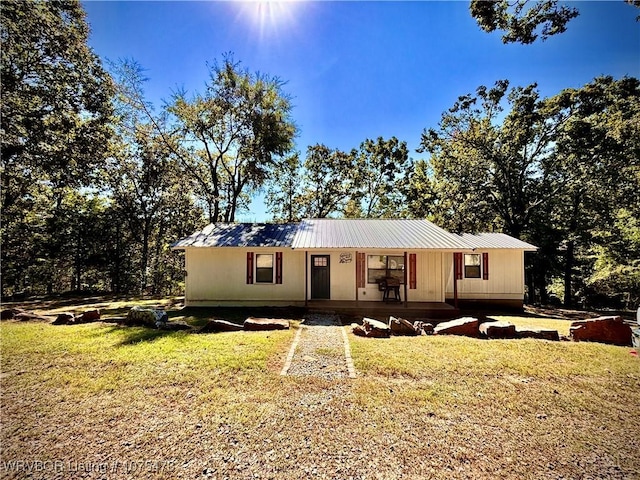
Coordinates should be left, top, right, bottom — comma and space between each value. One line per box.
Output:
305, 300, 458, 320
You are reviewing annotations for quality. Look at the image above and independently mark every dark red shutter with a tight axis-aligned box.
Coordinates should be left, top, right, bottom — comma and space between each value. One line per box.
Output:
275, 252, 283, 284
454, 253, 463, 280
409, 254, 417, 289
356, 252, 365, 288
482, 252, 489, 280
246, 252, 254, 284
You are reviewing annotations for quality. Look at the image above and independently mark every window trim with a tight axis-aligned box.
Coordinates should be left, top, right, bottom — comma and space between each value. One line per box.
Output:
366, 254, 405, 285
464, 253, 482, 279
255, 253, 275, 284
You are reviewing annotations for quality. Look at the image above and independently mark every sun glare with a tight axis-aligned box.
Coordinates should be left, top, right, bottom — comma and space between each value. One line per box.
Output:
239, 1, 302, 39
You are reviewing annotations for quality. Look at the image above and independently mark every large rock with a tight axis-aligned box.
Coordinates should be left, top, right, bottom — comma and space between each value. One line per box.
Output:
14, 312, 51, 322
200, 319, 244, 333
433, 317, 479, 337
360, 317, 391, 338
53, 312, 75, 325
1, 308, 25, 320
389, 316, 419, 336
126, 306, 168, 327
244, 317, 290, 331
74, 309, 101, 324
516, 326, 560, 341
479, 321, 517, 339
158, 320, 192, 331
570, 316, 632, 346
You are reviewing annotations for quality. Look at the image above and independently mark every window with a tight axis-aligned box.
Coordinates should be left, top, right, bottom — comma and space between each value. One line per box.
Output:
464, 254, 481, 278
255, 254, 274, 283
313, 256, 328, 267
367, 255, 405, 284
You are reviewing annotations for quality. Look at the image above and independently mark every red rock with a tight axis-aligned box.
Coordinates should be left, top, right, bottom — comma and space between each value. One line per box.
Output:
244, 317, 290, 331
433, 317, 479, 337
53, 313, 75, 325
570, 316, 632, 346
75, 309, 101, 323
362, 317, 391, 338
200, 319, 244, 333
515, 326, 559, 341
389, 316, 419, 336
479, 321, 517, 339
1, 308, 25, 320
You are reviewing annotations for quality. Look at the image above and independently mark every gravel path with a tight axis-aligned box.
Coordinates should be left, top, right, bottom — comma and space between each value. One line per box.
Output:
282, 313, 356, 379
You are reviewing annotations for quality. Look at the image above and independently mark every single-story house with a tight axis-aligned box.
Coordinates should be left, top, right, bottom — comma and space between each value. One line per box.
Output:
172, 219, 537, 311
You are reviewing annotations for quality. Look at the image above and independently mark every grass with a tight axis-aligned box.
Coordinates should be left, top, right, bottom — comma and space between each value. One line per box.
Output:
1, 301, 639, 479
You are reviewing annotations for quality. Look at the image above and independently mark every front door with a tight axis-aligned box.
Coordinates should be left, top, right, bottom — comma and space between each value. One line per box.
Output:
311, 255, 330, 299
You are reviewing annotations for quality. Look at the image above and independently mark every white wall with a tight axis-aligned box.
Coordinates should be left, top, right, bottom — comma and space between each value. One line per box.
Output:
184, 247, 305, 306
444, 250, 525, 300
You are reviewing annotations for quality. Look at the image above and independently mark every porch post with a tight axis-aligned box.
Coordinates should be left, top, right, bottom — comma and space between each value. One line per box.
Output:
355, 251, 359, 302
403, 251, 408, 307
305, 251, 308, 307
453, 253, 459, 309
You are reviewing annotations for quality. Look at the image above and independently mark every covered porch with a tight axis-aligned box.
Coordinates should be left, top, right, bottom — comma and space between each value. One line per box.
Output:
305, 300, 458, 320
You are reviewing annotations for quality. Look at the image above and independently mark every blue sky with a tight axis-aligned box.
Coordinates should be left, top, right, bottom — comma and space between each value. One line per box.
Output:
83, 1, 639, 221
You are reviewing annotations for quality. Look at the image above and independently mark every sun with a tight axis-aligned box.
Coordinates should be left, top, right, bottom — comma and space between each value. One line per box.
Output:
239, 1, 302, 39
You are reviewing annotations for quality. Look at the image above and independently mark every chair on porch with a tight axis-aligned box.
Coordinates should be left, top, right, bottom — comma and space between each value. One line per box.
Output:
379, 277, 401, 303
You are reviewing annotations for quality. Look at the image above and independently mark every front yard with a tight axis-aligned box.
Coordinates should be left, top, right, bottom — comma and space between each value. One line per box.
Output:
1, 301, 638, 479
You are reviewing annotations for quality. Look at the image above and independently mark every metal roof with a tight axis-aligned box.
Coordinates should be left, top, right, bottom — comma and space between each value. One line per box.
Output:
457, 233, 537, 251
171, 223, 299, 249
172, 220, 538, 251
291, 219, 472, 250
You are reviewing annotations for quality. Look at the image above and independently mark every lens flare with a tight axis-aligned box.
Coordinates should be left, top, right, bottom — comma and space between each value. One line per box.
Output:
239, 1, 301, 39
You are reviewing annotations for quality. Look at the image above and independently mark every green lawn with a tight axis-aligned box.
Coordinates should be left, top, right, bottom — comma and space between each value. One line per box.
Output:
1, 310, 639, 479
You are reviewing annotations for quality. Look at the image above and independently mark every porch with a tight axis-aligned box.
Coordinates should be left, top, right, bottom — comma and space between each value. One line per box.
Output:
305, 300, 458, 320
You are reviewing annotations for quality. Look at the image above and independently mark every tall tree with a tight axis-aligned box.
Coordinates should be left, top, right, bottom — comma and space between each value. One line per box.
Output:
348, 137, 410, 218
265, 153, 304, 222
548, 76, 640, 307
297, 144, 358, 218
415, 80, 566, 238
168, 56, 297, 222
1, 0, 113, 297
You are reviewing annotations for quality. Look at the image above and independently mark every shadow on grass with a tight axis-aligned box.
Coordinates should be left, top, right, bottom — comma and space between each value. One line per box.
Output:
98, 325, 192, 346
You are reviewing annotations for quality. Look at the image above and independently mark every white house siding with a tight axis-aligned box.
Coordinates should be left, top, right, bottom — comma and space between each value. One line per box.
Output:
408, 251, 445, 302
444, 250, 525, 301
184, 247, 305, 307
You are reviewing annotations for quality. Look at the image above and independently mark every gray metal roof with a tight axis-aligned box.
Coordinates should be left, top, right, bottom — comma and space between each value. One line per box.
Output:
172, 220, 537, 251
172, 223, 299, 249
457, 233, 537, 250
291, 219, 472, 250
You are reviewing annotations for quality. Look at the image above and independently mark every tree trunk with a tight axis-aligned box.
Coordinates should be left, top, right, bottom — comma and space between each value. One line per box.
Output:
563, 239, 574, 308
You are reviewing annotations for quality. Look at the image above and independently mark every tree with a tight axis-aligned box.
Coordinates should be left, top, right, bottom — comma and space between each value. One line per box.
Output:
415, 80, 566, 238
548, 76, 640, 307
1, 0, 113, 204
470, 0, 639, 44
168, 55, 297, 222
348, 137, 410, 218
296, 144, 359, 218
265, 153, 304, 222
1, 0, 113, 297
470, 0, 579, 44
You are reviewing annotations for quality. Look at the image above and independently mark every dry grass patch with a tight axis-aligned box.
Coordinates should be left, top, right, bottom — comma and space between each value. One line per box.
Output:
2, 311, 639, 479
